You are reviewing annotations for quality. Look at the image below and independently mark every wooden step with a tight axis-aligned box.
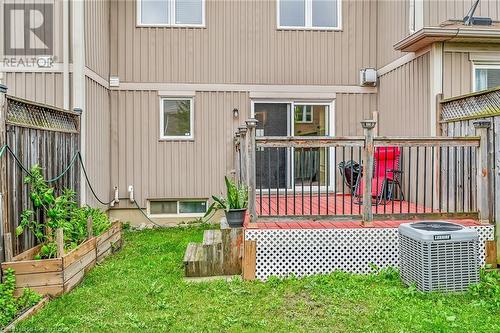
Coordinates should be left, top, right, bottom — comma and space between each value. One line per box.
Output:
183, 242, 223, 277
202, 230, 222, 246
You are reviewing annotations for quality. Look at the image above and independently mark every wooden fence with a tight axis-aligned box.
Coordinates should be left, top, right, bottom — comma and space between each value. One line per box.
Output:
0, 86, 80, 258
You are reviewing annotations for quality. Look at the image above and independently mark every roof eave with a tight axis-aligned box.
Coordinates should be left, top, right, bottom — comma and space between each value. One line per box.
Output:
394, 27, 500, 52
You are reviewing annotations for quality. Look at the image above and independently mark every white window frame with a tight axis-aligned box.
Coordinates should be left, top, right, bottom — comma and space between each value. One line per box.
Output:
147, 199, 207, 218
277, 0, 342, 30
294, 104, 314, 123
159, 97, 195, 140
472, 62, 500, 92
137, 0, 206, 28
408, 0, 423, 34
250, 99, 336, 192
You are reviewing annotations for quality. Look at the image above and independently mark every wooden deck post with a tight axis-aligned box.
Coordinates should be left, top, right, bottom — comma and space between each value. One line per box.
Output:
245, 119, 258, 223
238, 126, 248, 185
361, 120, 376, 226
473, 120, 492, 225
3, 233, 12, 262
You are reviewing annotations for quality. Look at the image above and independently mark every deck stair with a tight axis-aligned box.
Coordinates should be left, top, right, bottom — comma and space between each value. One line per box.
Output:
183, 225, 243, 278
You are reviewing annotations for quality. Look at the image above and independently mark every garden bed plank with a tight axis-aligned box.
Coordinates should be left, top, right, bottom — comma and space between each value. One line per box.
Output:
1, 222, 122, 297
63, 238, 96, 268
63, 249, 96, 282
15, 271, 63, 287
1, 258, 62, 274
12, 244, 43, 262
3, 296, 50, 332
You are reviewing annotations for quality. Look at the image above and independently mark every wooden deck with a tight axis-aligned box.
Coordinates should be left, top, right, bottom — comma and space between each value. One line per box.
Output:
248, 194, 484, 230
256, 193, 435, 216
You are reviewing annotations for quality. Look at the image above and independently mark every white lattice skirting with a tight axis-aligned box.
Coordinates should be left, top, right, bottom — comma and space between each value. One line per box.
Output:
245, 226, 495, 281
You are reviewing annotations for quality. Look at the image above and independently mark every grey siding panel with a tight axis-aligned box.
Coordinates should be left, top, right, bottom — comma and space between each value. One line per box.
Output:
85, 0, 110, 79
110, 90, 375, 204
336, 93, 377, 136
378, 53, 431, 136
424, 0, 500, 26
443, 51, 472, 99
85, 76, 111, 208
4, 72, 65, 109
110, 90, 250, 205
376, 0, 410, 68
110, 0, 377, 85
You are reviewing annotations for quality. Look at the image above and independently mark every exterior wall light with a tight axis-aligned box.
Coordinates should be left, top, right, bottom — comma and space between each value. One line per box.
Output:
233, 108, 239, 118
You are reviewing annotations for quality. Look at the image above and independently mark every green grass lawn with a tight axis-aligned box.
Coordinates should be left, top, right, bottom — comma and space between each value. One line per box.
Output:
15, 225, 500, 333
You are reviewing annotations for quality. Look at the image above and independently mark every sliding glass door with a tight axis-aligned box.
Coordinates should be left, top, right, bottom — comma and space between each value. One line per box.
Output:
253, 101, 333, 191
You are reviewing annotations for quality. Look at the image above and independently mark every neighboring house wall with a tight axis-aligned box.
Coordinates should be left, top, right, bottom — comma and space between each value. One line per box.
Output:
424, 0, 500, 26
378, 52, 431, 136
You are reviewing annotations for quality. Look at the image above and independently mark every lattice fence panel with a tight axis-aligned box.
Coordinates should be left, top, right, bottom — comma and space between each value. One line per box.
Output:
245, 226, 494, 280
7, 96, 79, 133
441, 88, 500, 121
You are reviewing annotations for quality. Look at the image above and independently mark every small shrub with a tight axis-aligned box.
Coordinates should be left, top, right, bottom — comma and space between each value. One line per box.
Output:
0, 269, 41, 328
470, 269, 500, 309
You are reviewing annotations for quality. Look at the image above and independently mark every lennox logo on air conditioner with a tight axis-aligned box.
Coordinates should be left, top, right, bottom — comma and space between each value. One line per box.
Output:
433, 234, 452, 241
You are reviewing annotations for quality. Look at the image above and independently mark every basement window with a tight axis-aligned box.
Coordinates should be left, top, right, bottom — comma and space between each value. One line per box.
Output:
148, 200, 207, 216
278, 0, 342, 30
474, 64, 500, 92
137, 0, 205, 27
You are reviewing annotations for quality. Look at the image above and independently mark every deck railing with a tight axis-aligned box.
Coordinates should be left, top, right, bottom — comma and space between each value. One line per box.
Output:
235, 119, 492, 225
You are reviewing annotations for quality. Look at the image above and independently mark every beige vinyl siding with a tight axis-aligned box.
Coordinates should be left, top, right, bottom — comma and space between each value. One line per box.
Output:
85, 77, 111, 208
110, 90, 376, 205
110, 90, 250, 206
336, 93, 377, 135
110, 0, 377, 85
85, 0, 110, 79
4, 72, 66, 109
376, 0, 410, 68
443, 51, 472, 99
378, 52, 431, 136
424, 0, 500, 26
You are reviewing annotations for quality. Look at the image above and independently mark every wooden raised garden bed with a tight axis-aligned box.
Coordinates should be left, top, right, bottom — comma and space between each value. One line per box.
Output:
1, 221, 122, 297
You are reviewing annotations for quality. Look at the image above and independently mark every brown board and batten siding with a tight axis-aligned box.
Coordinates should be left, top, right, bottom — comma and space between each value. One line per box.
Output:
424, 0, 500, 27
110, 90, 376, 206
85, 0, 110, 80
3, 72, 66, 109
109, 0, 377, 85
376, 0, 411, 68
378, 53, 431, 136
443, 51, 473, 99
84, 78, 111, 208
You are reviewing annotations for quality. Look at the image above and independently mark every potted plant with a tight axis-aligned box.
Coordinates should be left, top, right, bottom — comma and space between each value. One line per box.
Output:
205, 176, 248, 228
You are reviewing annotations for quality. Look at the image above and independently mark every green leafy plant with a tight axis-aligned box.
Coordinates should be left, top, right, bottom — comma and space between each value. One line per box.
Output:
0, 268, 41, 328
16, 165, 112, 259
204, 177, 248, 217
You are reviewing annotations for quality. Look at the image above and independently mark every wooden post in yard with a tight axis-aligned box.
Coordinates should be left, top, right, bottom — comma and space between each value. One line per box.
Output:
245, 119, 258, 223
56, 228, 64, 257
3, 233, 12, 262
473, 120, 492, 225
87, 216, 93, 239
361, 120, 376, 226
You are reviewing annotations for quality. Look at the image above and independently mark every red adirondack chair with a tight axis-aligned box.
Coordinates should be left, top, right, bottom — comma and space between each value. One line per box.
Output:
356, 146, 404, 203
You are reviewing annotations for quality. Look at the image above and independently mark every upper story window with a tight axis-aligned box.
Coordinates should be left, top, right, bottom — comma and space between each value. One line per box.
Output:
160, 97, 194, 140
137, 0, 205, 27
277, 0, 341, 30
474, 64, 500, 92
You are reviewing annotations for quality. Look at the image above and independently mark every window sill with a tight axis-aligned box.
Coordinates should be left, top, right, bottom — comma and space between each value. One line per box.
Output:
277, 26, 343, 32
136, 24, 206, 29
159, 138, 195, 142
